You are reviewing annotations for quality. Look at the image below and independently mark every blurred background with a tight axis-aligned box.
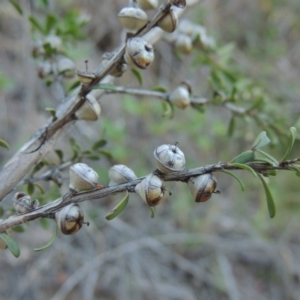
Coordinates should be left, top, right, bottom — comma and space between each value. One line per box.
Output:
0, 0, 300, 299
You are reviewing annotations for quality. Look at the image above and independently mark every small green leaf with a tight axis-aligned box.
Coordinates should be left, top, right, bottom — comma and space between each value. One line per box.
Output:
34, 225, 58, 252
45, 107, 57, 120
12, 225, 25, 233
0, 139, 10, 150
289, 165, 300, 177
227, 116, 236, 137
149, 206, 155, 218
280, 127, 297, 162
162, 101, 174, 119
92, 139, 107, 150
152, 85, 168, 93
0, 234, 20, 257
54, 149, 64, 162
98, 149, 113, 159
31, 161, 45, 175
0, 206, 3, 217
28, 16, 46, 34
231, 163, 257, 178
257, 173, 276, 218
92, 83, 116, 90
45, 14, 57, 34
39, 218, 51, 230
191, 103, 206, 113
248, 96, 264, 111
86, 155, 100, 161
9, 0, 23, 15
34, 183, 45, 194
105, 192, 129, 220
255, 149, 278, 166
231, 150, 255, 164
68, 80, 81, 92
220, 169, 245, 191
251, 131, 270, 150
131, 67, 143, 85
27, 183, 35, 195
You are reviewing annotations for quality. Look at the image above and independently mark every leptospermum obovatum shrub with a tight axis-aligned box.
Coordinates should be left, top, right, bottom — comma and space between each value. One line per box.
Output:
0, 0, 299, 257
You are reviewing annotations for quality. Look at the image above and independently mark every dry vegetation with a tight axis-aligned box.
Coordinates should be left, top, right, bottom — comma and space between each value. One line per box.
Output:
0, 0, 300, 299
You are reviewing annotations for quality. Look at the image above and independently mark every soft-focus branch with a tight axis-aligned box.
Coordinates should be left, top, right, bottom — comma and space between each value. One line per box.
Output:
0, 159, 298, 232
0, 1, 196, 201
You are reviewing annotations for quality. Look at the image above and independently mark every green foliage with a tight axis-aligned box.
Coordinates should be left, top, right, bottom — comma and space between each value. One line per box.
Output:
0, 139, 10, 150
34, 225, 58, 252
0, 234, 20, 258
105, 192, 129, 220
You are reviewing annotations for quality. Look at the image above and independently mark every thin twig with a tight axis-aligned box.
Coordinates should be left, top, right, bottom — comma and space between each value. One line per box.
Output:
0, 159, 298, 232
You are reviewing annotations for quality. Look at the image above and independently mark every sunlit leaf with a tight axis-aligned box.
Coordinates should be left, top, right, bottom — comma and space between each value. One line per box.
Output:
34, 225, 58, 252
220, 169, 245, 191
0, 139, 10, 150
105, 192, 129, 220
131, 67, 143, 85
0, 234, 20, 257
255, 149, 278, 166
280, 127, 297, 162
231, 163, 257, 177
257, 173, 276, 218
251, 131, 270, 150
230, 150, 255, 164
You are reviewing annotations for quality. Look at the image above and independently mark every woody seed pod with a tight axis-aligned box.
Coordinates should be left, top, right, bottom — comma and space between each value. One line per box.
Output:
101, 52, 127, 77
154, 143, 186, 173
56, 204, 87, 235
137, 0, 158, 10
69, 163, 99, 192
169, 83, 191, 109
124, 37, 154, 69
109, 165, 137, 186
135, 174, 165, 206
157, 7, 178, 33
175, 34, 193, 54
75, 94, 101, 121
118, 7, 148, 33
188, 173, 217, 203
13, 192, 33, 215
76, 70, 96, 85
57, 57, 76, 78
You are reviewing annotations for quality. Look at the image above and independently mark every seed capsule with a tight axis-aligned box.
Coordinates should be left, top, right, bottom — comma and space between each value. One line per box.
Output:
157, 7, 178, 33
56, 204, 88, 235
188, 173, 217, 203
135, 173, 165, 206
75, 94, 101, 121
118, 7, 148, 33
124, 37, 154, 69
108, 165, 137, 186
69, 163, 99, 192
153, 143, 186, 173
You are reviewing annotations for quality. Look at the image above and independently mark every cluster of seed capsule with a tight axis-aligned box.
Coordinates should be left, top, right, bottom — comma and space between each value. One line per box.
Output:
10, 144, 217, 236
